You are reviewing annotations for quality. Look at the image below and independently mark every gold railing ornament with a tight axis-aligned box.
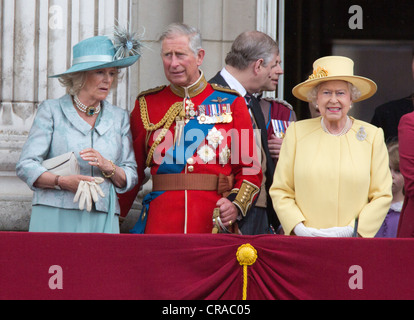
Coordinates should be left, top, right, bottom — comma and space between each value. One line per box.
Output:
236, 244, 258, 300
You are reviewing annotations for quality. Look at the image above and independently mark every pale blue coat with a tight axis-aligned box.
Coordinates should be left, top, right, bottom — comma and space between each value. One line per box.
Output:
16, 94, 138, 215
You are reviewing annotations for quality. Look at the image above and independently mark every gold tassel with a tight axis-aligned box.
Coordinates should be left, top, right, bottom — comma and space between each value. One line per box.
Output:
236, 244, 258, 300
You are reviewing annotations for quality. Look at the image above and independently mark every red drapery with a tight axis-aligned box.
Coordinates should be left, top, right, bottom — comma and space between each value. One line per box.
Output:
1, 232, 414, 300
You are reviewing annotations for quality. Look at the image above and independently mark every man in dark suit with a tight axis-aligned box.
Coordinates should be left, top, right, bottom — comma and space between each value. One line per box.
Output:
371, 95, 414, 143
371, 50, 414, 142
209, 31, 291, 234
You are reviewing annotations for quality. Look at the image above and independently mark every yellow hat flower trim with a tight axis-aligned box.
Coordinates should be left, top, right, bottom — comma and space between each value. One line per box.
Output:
308, 66, 329, 80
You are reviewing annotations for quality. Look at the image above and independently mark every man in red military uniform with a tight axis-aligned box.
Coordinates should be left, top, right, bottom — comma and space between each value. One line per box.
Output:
119, 23, 262, 234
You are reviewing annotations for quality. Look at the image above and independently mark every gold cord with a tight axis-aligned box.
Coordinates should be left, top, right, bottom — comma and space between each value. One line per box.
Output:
236, 244, 258, 300
139, 97, 183, 167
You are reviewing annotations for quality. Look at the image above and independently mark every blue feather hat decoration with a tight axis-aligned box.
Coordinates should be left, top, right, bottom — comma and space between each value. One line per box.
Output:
113, 24, 144, 60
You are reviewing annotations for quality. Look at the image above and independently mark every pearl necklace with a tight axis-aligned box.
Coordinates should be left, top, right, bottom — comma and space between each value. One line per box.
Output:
74, 95, 101, 117
321, 116, 352, 136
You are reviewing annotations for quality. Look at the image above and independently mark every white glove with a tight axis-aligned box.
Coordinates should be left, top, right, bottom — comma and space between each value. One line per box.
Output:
317, 226, 354, 238
294, 223, 318, 237
294, 223, 354, 238
73, 181, 92, 212
86, 178, 105, 203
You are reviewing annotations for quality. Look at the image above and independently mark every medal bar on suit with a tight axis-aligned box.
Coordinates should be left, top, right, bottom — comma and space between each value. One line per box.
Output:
272, 119, 292, 139
197, 102, 232, 124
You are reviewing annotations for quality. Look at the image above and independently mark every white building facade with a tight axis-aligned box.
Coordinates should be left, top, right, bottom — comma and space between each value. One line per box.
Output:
0, 0, 282, 232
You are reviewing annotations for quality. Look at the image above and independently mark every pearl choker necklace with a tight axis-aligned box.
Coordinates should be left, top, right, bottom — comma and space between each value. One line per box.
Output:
74, 95, 101, 117
321, 116, 352, 136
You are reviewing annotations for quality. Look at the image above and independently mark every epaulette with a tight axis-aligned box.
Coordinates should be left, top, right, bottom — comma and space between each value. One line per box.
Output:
137, 85, 166, 100
262, 97, 293, 111
210, 83, 241, 97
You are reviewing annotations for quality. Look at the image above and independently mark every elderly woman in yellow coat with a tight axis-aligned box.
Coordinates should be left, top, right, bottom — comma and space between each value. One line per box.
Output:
270, 56, 392, 238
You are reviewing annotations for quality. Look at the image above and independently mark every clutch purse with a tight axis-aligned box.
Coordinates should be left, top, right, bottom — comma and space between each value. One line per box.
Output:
42, 152, 80, 176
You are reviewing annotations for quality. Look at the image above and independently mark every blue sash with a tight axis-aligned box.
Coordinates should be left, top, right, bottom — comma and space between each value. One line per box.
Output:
130, 191, 164, 234
130, 89, 238, 234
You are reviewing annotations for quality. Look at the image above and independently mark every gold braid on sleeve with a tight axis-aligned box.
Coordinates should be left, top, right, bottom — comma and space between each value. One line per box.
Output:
139, 96, 183, 167
233, 180, 260, 217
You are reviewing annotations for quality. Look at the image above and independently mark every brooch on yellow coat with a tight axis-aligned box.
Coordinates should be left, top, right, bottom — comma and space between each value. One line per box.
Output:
356, 126, 367, 141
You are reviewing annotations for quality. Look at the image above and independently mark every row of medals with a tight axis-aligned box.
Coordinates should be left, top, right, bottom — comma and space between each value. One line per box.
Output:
174, 99, 232, 148
186, 99, 233, 124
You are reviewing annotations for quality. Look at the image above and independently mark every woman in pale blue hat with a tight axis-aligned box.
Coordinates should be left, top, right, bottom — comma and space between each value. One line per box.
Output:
16, 30, 142, 233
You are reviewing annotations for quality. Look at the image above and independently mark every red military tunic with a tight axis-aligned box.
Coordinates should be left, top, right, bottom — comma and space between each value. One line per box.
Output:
119, 73, 262, 234
397, 111, 414, 237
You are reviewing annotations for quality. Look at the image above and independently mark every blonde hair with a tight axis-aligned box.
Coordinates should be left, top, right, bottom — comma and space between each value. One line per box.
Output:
58, 69, 121, 96
387, 142, 400, 171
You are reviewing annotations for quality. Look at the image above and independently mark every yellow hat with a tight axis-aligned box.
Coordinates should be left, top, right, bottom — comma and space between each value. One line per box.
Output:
292, 56, 377, 102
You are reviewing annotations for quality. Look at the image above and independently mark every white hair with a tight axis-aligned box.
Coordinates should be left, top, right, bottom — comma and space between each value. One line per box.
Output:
159, 23, 202, 57
307, 81, 361, 104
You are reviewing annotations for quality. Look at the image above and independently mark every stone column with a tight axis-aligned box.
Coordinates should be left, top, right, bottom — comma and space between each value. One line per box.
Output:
1, 0, 39, 230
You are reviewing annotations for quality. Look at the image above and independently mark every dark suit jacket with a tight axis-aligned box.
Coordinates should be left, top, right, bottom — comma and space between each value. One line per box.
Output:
371, 95, 414, 143
209, 72, 279, 229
